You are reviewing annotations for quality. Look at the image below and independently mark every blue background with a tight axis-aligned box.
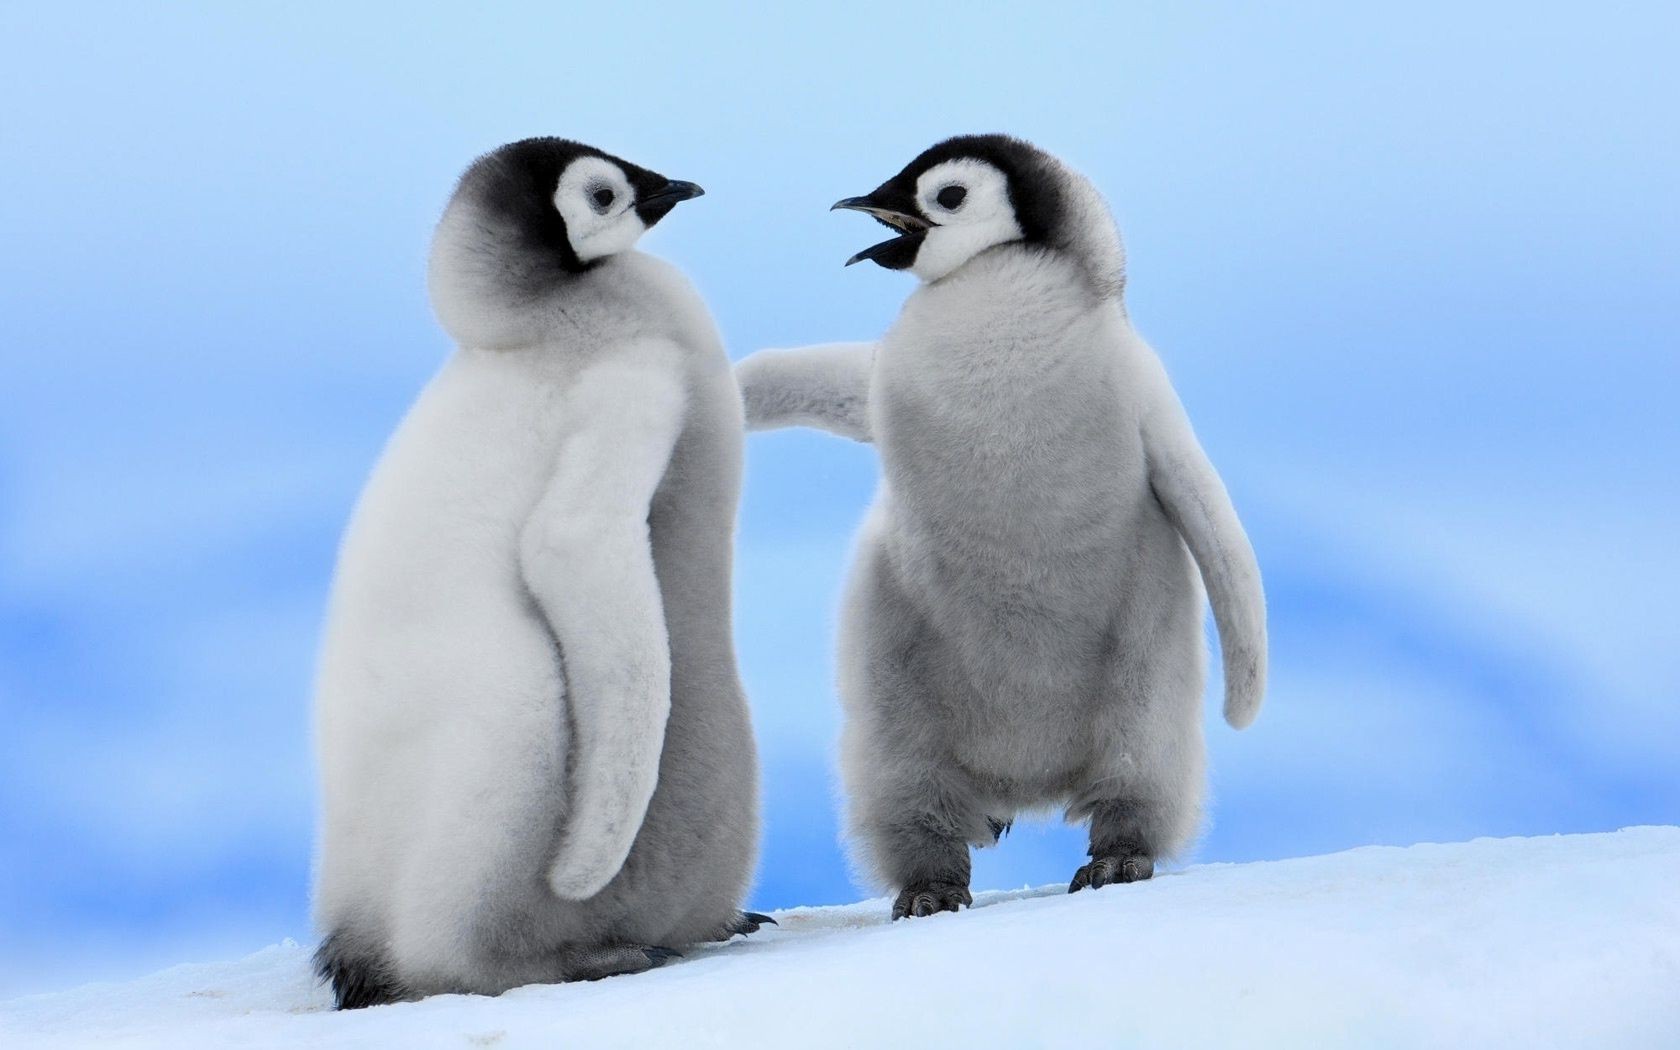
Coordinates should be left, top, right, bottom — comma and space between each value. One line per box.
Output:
3, 2, 1676, 995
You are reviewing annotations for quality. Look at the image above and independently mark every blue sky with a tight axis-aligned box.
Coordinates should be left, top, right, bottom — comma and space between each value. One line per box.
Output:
2, 1, 1676, 995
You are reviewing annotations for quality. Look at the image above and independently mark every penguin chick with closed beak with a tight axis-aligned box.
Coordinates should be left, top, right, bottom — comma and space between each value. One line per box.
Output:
737, 134, 1266, 920
313, 138, 765, 1007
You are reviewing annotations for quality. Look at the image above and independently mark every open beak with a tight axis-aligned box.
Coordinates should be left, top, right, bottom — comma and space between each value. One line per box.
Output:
832, 190, 928, 269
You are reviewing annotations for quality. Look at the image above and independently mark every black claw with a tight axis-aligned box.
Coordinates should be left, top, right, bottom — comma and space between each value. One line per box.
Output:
724, 910, 778, 938
985, 817, 1014, 844
891, 881, 971, 920
1070, 853, 1154, 894
642, 946, 682, 967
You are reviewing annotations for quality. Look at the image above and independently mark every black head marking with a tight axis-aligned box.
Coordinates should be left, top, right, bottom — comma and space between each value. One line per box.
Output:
454, 137, 686, 276
895, 133, 1064, 244
835, 133, 1065, 271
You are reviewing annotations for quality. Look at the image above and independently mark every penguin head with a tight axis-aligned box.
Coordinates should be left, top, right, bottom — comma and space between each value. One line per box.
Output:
833, 134, 1124, 296
429, 138, 703, 345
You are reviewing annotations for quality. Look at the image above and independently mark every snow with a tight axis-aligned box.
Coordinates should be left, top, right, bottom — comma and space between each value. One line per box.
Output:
5, 827, 1677, 1049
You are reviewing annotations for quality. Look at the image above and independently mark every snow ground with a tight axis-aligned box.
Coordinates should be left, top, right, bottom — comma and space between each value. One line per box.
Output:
4, 827, 1676, 1049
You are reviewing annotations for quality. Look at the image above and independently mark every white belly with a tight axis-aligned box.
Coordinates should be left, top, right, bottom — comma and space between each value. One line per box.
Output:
312, 346, 577, 949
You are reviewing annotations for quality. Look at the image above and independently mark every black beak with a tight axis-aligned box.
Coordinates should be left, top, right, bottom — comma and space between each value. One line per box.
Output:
832, 195, 926, 230
636, 179, 705, 225
832, 189, 928, 270
641, 179, 705, 208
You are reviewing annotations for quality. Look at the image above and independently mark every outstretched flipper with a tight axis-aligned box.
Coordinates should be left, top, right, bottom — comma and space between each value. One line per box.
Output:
735, 343, 876, 442
521, 345, 688, 900
1143, 395, 1268, 729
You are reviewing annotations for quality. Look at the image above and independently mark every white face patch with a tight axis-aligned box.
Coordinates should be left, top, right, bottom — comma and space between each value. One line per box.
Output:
909, 159, 1023, 282
554, 156, 648, 262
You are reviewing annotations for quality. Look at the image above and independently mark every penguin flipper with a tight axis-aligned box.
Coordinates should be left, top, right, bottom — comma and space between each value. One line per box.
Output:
1144, 404, 1268, 729
735, 343, 875, 442
522, 347, 687, 900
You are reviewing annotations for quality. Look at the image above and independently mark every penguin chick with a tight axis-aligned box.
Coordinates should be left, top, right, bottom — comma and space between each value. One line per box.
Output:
736, 134, 1266, 919
312, 138, 760, 1006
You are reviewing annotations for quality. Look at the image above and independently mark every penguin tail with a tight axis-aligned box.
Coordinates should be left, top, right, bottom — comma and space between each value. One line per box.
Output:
314, 930, 408, 1010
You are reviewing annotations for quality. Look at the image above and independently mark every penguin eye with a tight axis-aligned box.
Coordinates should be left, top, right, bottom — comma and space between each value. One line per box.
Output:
590, 186, 616, 213
935, 185, 967, 211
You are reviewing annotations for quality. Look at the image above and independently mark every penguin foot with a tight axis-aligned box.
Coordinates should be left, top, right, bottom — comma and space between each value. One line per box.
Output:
640, 946, 683, 968
985, 817, 1013, 845
562, 943, 682, 982
891, 881, 972, 920
1068, 853, 1153, 893
720, 910, 778, 939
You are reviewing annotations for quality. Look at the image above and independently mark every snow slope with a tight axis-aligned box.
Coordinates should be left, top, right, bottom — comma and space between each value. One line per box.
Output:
5, 827, 1677, 1049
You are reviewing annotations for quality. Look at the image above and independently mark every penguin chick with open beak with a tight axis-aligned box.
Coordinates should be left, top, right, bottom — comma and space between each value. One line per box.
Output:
737, 134, 1266, 920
